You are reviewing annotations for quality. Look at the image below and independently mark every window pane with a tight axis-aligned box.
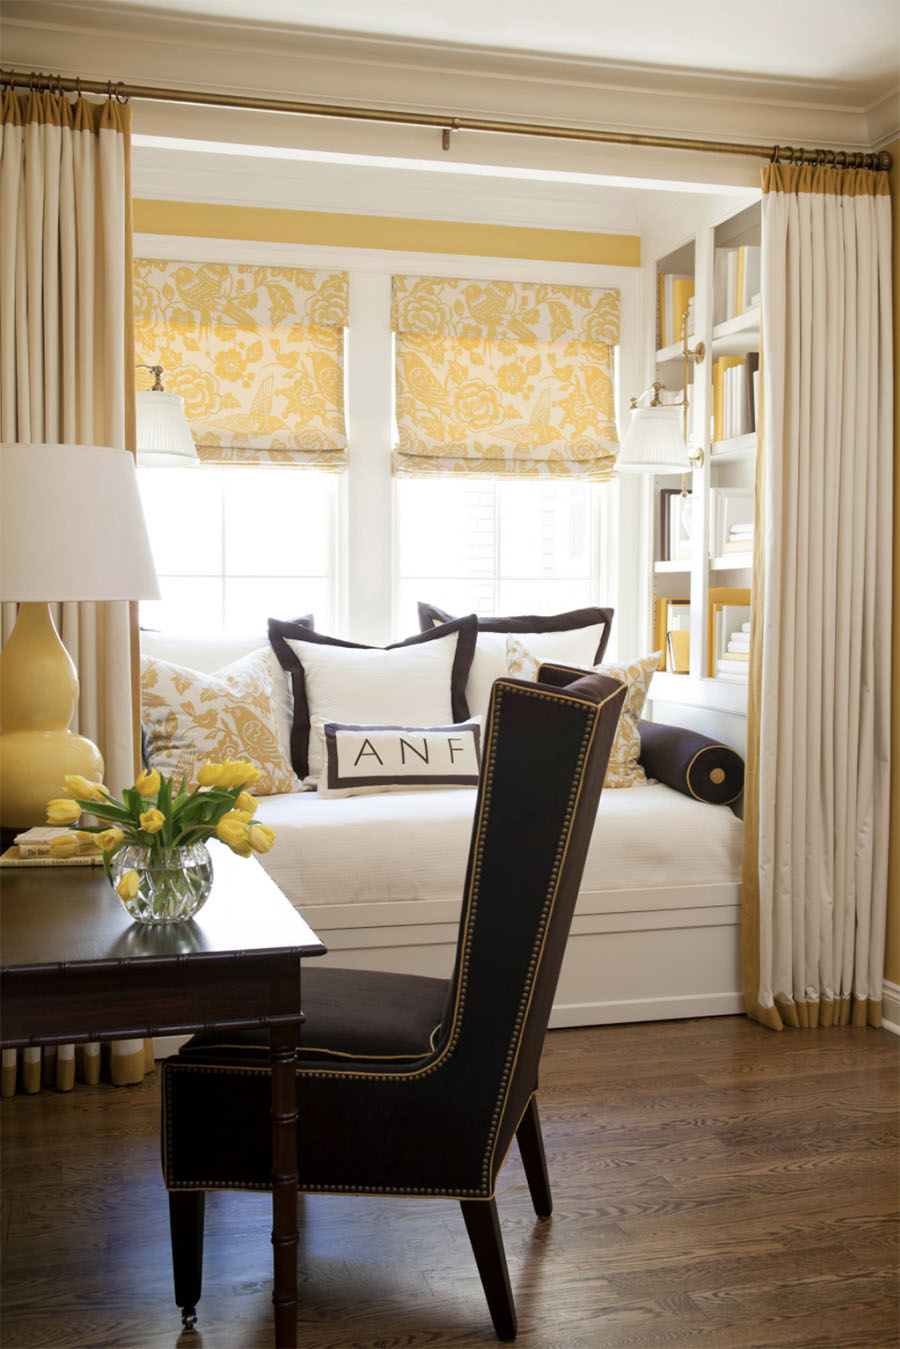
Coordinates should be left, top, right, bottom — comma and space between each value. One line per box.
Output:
397, 480, 495, 579
138, 467, 221, 576
226, 578, 332, 635
498, 480, 591, 578
137, 465, 336, 639
497, 578, 593, 616
140, 578, 223, 636
223, 468, 331, 576
395, 578, 496, 635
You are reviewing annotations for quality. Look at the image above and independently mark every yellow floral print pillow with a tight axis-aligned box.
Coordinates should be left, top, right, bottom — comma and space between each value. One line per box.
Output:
505, 637, 660, 788
141, 648, 300, 796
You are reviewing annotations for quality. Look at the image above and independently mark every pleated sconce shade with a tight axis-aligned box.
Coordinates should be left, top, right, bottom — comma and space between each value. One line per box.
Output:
615, 404, 692, 475
135, 390, 198, 467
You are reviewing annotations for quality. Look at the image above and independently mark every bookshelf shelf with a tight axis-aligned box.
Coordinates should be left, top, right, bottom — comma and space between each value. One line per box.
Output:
711, 433, 756, 461
646, 197, 761, 734
711, 553, 753, 571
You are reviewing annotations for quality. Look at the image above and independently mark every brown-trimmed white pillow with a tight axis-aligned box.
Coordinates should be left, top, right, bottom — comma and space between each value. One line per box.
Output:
268, 616, 478, 784
315, 718, 482, 798
140, 647, 301, 795
416, 602, 614, 722
506, 637, 660, 788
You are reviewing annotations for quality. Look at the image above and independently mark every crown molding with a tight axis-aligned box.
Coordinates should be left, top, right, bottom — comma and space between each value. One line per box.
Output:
4, 2, 891, 154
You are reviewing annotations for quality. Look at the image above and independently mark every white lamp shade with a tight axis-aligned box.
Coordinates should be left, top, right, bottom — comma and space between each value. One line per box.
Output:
616, 404, 693, 475
135, 389, 198, 466
0, 443, 161, 601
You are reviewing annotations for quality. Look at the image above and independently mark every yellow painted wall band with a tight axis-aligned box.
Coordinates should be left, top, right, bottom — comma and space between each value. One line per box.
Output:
133, 199, 640, 267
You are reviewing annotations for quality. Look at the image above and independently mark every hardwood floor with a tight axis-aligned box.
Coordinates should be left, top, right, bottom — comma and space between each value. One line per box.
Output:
1, 1016, 897, 1349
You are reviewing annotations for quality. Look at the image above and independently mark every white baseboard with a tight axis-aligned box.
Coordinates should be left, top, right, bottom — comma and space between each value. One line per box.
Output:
881, 980, 900, 1035
549, 990, 744, 1028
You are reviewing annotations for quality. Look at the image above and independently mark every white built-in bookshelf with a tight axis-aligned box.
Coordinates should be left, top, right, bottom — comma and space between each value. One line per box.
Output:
645, 200, 761, 749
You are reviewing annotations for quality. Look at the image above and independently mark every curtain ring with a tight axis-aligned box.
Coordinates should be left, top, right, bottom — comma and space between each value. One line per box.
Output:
114, 81, 127, 104
75, 75, 82, 99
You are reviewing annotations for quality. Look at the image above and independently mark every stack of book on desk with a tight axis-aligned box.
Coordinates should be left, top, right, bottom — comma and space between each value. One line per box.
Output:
0, 827, 103, 866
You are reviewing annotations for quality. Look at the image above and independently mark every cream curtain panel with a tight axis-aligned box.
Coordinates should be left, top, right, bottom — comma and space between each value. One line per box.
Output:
0, 88, 152, 1092
133, 258, 349, 467
742, 164, 893, 1030
392, 275, 620, 478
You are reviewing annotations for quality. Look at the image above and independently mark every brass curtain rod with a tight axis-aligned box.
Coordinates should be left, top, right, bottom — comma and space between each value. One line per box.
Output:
1, 67, 891, 171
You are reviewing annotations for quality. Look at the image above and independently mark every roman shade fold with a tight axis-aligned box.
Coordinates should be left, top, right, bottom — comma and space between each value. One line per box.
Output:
392, 275, 620, 478
133, 259, 349, 468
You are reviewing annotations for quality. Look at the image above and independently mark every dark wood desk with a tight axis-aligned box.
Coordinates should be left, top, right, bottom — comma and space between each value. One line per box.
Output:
0, 842, 325, 1349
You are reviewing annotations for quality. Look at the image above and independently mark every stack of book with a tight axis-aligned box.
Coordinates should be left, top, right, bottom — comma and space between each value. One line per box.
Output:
723, 520, 754, 555
658, 273, 695, 347
712, 353, 759, 441
1, 827, 102, 867
713, 245, 761, 324
717, 621, 750, 682
664, 599, 691, 673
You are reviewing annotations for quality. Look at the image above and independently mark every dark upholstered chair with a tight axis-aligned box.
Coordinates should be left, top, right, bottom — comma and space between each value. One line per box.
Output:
161, 668, 626, 1340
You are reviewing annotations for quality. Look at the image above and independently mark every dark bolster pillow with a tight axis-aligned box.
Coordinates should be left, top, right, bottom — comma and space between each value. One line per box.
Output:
637, 719, 744, 806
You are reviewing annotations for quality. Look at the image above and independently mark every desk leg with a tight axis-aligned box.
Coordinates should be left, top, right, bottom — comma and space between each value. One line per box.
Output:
270, 1021, 300, 1349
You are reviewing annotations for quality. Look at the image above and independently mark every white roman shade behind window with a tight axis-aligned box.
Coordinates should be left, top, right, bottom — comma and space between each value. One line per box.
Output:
133, 259, 349, 468
392, 274, 620, 478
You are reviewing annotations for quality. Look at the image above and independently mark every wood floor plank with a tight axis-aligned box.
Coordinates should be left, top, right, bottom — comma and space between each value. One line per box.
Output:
1, 1016, 896, 1348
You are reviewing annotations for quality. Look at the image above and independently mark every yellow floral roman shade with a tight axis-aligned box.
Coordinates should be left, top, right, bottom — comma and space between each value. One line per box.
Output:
133, 259, 349, 467
392, 275, 620, 478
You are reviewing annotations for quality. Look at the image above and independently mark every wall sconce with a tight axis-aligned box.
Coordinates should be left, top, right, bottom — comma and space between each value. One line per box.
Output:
135, 364, 198, 467
617, 313, 705, 476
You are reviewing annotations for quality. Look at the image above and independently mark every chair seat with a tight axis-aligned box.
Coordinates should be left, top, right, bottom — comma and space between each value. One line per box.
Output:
178, 965, 450, 1067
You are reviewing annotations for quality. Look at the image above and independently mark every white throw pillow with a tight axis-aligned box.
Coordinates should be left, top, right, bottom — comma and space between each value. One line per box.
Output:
505, 637, 661, 788
466, 623, 606, 722
315, 718, 482, 798
284, 632, 465, 784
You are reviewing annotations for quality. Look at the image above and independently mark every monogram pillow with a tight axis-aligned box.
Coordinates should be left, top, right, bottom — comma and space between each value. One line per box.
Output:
315, 718, 482, 798
505, 637, 660, 788
140, 647, 300, 796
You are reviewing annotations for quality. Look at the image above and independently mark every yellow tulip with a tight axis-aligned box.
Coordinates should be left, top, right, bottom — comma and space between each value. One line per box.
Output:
216, 811, 250, 851
235, 790, 257, 815
48, 832, 80, 858
134, 769, 161, 798
116, 870, 140, 902
197, 761, 224, 787
139, 808, 165, 834
46, 799, 81, 826
64, 775, 109, 802
247, 824, 276, 855
216, 760, 262, 790
95, 827, 126, 853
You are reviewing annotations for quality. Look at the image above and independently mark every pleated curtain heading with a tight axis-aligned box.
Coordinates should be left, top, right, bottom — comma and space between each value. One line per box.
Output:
133, 258, 349, 468
392, 275, 620, 478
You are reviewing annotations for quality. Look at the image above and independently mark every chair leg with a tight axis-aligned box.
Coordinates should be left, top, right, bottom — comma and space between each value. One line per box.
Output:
169, 1190, 205, 1330
460, 1198, 517, 1341
516, 1097, 553, 1219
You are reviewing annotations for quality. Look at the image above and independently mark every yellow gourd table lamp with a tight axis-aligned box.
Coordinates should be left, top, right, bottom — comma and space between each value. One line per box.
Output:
0, 443, 159, 829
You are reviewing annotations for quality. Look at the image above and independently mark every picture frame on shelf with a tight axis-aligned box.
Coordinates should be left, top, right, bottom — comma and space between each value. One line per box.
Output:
707, 587, 751, 678
659, 487, 693, 564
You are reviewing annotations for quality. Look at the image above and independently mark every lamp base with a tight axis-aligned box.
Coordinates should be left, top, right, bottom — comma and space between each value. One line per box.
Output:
0, 729, 104, 829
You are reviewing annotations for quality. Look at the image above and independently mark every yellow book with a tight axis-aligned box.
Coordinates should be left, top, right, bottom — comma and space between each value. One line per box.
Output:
666, 629, 690, 674
707, 587, 751, 676
713, 357, 745, 442
670, 278, 695, 341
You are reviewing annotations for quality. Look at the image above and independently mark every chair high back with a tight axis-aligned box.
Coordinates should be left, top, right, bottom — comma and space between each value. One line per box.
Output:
161, 669, 626, 1340
428, 670, 627, 1188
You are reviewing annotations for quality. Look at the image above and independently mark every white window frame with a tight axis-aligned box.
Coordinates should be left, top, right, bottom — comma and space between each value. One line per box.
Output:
134, 233, 643, 657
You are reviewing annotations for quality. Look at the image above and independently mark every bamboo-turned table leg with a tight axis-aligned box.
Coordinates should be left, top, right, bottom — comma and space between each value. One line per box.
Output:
270, 1020, 301, 1349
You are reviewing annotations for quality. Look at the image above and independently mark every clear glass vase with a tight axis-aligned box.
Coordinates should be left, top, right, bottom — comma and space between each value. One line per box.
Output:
110, 841, 213, 924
